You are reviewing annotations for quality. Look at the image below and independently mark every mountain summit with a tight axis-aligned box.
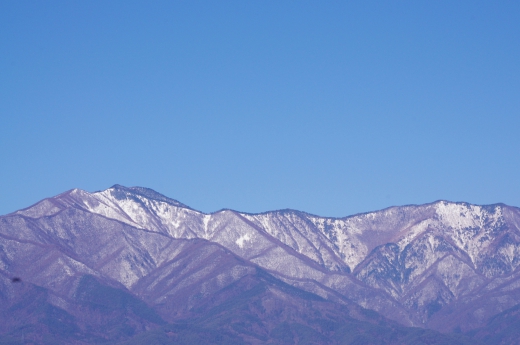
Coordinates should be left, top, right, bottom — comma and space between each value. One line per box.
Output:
1, 186, 519, 343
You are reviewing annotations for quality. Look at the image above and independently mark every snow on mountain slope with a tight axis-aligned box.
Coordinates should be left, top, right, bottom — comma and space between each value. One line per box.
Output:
5, 184, 520, 332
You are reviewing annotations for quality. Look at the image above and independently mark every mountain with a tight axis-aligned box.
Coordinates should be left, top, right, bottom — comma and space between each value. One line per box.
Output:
1, 185, 519, 343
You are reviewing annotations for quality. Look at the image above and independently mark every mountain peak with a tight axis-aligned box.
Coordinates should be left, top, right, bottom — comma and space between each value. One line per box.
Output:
105, 184, 192, 210
3, 186, 520, 343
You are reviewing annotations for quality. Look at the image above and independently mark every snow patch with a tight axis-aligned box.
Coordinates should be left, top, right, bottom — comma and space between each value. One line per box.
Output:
236, 233, 252, 248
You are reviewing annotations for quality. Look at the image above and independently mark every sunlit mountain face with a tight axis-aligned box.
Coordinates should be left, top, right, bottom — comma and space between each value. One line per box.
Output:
1, 185, 519, 344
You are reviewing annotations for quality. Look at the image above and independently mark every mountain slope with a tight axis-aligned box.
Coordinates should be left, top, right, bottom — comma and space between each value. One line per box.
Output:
2, 185, 520, 343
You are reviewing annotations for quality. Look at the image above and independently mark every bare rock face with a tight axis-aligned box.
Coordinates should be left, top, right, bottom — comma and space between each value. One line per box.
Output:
1, 185, 519, 343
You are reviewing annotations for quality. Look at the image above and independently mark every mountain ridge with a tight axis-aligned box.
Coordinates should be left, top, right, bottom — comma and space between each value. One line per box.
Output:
2, 185, 520, 343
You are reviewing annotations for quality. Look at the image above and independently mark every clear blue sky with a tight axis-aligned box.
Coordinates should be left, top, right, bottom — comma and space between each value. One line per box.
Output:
1, 1, 519, 217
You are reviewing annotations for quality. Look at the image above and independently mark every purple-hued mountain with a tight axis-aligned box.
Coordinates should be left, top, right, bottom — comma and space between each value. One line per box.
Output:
1, 185, 520, 344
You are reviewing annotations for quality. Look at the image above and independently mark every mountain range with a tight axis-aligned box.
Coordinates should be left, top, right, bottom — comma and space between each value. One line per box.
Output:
1, 185, 520, 344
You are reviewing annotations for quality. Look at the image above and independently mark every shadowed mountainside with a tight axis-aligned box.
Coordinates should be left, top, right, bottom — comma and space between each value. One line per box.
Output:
1, 185, 520, 343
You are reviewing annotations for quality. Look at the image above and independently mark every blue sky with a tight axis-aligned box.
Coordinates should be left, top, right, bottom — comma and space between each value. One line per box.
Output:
1, 1, 519, 217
